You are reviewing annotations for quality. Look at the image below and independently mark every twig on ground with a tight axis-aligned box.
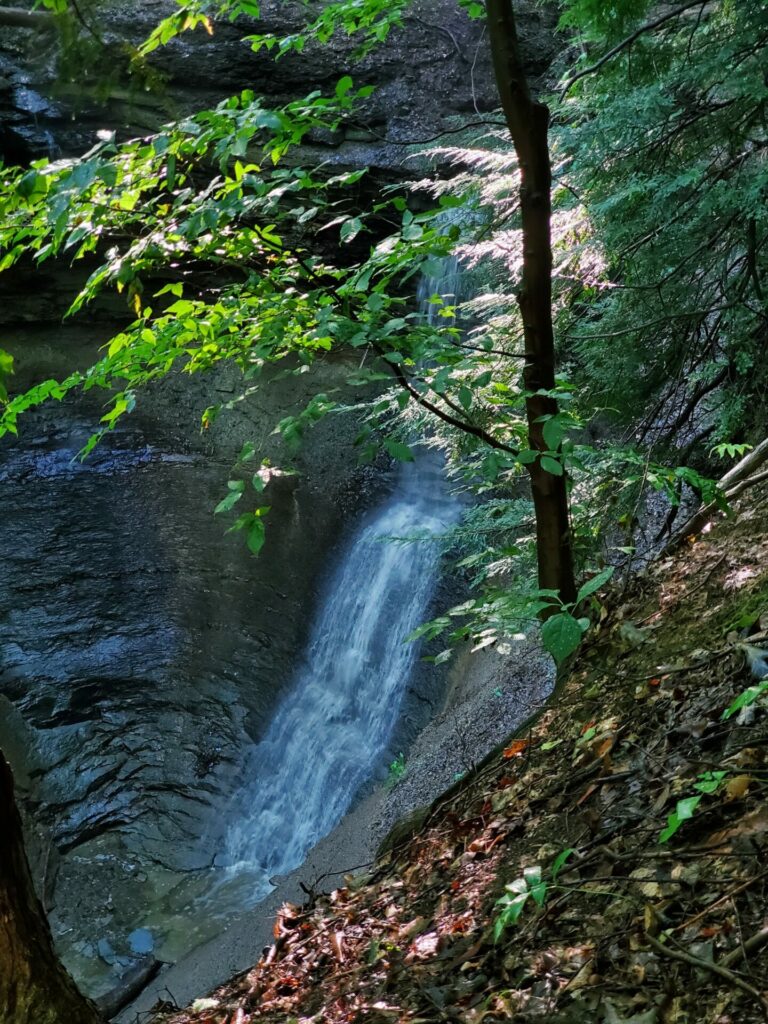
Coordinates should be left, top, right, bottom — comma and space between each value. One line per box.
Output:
721, 924, 768, 968
672, 868, 768, 933
645, 931, 768, 1018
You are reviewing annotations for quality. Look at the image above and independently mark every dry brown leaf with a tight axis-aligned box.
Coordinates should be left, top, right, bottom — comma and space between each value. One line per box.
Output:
724, 774, 751, 801
406, 931, 440, 962
577, 783, 598, 806
330, 930, 345, 963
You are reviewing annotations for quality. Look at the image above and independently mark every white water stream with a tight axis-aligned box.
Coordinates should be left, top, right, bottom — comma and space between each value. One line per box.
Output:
222, 454, 460, 894
218, 251, 464, 905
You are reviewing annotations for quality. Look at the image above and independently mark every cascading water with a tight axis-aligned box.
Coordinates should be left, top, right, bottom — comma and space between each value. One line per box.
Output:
416, 254, 462, 327
220, 254, 465, 901
222, 455, 460, 895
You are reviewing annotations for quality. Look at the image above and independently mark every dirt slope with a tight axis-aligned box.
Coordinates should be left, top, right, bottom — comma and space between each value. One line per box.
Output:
150, 487, 768, 1024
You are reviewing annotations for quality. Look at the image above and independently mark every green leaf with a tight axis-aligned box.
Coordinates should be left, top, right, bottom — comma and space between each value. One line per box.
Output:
247, 518, 266, 555
97, 163, 118, 188
551, 848, 576, 881
540, 455, 563, 476
201, 405, 220, 431
384, 438, 414, 462
165, 299, 195, 316
0, 348, 14, 378
406, 616, 450, 642
541, 738, 563, 751
659, 814, 681, 844
494, 889, 529, 938
576, 566, 614, 604
340, 217, 363, 243
541, 612, 583, 665
154, 282, 183, 298
166, 154, 177, 191
542, 417, 564, 450
523, 865, 547, 907
18, 170, 48, 201
238, 441, 256, 463
335, 75, 354, 99
694, 771, 726, 795
214, 480, 245, 514
659, 795, 702, 844
722, 680, 768, 720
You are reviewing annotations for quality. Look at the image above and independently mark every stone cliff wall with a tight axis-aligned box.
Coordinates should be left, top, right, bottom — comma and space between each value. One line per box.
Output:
1, 0, 558, 165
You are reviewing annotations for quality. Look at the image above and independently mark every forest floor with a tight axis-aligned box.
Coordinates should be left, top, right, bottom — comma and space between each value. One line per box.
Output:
149, 486, 768, 1024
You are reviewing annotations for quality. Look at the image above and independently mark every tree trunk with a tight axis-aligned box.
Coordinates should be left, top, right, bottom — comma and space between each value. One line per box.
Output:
486, 0, 577, 606
0, 753, 101, 1024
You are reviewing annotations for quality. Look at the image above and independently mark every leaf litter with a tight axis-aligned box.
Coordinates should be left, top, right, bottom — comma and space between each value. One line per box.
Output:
152, 487, 768, 1023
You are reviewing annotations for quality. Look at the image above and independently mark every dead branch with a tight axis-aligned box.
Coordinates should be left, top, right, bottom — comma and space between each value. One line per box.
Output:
0, 6, 54, 29
645, 931, 768, 1018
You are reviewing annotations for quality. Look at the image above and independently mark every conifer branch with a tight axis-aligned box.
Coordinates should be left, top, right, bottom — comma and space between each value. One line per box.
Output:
560, 0, 709, 98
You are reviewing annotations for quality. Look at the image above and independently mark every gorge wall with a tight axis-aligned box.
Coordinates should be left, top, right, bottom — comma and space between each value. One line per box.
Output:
0, 0, 560, 1008
1, 0, 557, 165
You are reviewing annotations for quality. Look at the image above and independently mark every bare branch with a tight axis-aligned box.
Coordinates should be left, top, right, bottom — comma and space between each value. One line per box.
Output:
0, 5, 54, 29
382, 351, 520, 457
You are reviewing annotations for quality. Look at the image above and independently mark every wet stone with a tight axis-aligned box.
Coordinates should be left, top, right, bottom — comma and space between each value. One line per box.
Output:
128, 929, 154, 956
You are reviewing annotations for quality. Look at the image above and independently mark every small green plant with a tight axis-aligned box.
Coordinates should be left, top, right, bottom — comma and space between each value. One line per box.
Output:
494, 846, 622, 940
386, 752, 406, 788
710, 442, 753, 460
722, 680, 768, 721
494, 849, 573, 939
658, 771, 727, 843
494, 865, 547, 940
539, 566, 615, 665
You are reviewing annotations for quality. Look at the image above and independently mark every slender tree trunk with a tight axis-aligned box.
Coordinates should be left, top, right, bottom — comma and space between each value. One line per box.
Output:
0, 754, 101, 1024
486, 0, 577, 605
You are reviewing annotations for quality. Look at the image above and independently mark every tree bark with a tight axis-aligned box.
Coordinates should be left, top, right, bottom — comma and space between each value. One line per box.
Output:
0, 7, 54, 29
0, 753, 101, 1024
486, 0, 577, 605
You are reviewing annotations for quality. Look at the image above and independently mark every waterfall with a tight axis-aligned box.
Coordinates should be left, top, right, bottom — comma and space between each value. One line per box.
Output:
220, 254, 463, 900
222, 455, 460, 891
416, 255, 462, 327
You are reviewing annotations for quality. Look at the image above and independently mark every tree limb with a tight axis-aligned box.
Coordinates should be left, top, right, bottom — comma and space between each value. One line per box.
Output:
0, 5, 54, 29
667, 436, 768, 547
380, 349, 519, 456
560, 1, 710, 98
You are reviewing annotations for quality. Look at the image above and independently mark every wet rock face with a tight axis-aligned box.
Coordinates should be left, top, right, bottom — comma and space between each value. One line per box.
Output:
0, 0, 561, 999
0, 322, 387, 997
0, 0, 558, 163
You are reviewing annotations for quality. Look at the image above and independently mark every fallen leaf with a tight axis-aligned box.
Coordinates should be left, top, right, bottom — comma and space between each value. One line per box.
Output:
406, 931, 440, 961
577, 783, 598, 806
596, 736, 615, 759
191, 999, 220, 1013
725, 774, 751, 801
330, 930, 345, 963
503, 740, 529, 759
